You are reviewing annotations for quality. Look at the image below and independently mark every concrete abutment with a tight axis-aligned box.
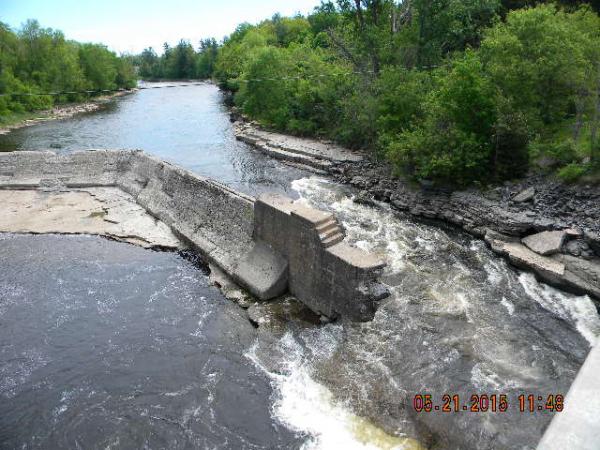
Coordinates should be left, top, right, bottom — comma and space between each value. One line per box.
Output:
0, 149, 388, 321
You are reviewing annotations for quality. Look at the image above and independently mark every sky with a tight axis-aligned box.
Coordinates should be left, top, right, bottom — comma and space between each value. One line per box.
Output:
1, 0, 323, 54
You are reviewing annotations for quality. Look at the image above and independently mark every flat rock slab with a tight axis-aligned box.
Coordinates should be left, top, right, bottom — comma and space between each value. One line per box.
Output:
522, 230, 567, 256
0, 187, 181, 249
235, 122, 363, 163
512, 187, 535, 203
501, 242, 566, 278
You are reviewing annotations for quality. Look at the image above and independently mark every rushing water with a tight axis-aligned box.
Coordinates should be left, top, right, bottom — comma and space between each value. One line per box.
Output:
1, 83, 599, 449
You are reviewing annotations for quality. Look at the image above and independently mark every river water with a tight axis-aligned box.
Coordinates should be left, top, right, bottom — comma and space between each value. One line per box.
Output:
1, 82, 599, 449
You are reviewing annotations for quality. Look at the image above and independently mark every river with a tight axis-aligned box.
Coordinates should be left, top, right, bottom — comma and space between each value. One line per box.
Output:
1, 82, 599, 449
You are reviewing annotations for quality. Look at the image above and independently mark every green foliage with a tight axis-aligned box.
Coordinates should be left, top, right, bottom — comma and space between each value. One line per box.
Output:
196, 39, 219, 79
237, 46, 293, 128
558, 162, 588, 182
0, 20, 136, 119
480, 4, 600, 128
210, 2, 600, 185
413, 0, 501, 66
535, 139, 580, 165
388, 52, 499, 185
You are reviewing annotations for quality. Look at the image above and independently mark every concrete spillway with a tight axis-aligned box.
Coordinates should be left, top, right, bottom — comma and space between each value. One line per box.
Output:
0, 149, 387, 321
2, 150, 599, 448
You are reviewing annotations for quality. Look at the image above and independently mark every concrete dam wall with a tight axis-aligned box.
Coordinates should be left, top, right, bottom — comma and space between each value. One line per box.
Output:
0, 150, 387, 321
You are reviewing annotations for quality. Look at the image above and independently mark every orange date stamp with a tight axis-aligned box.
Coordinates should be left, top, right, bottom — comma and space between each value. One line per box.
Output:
413, 394, 564, 413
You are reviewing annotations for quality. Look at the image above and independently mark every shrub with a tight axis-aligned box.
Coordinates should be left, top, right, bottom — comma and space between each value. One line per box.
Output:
387, 51, 499, 186
558, 162, 588, 182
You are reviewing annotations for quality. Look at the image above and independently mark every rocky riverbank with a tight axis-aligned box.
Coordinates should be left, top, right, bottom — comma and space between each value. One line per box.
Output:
0, 90, 136, 136
233, 117, 600, 303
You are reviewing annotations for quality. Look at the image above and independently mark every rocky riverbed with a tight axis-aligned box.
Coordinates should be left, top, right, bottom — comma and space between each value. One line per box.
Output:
233, 117, 600, 304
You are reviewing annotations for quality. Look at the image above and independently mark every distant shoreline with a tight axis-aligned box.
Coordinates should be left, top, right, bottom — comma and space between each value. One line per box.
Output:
0, 90, 137, 136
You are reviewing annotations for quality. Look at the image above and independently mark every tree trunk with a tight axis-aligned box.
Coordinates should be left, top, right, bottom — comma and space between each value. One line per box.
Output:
591, 63, 600, 163
354, 0, 365, 31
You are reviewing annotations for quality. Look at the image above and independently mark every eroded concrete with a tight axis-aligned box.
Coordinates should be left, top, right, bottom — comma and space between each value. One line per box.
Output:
0, 187, 181, 249
0, 150, 386, 321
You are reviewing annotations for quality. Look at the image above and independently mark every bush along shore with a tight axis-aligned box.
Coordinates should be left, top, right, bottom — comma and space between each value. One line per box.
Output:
219, 1, 600, 303
0, 90, 135, 135
232, 113, 600, 304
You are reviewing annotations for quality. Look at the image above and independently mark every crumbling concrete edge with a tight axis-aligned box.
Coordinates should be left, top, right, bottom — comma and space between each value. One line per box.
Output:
537, 342, 600, 450
0, 149, 388, 321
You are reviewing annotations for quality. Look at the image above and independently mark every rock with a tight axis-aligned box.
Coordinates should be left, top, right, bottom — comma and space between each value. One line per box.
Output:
565, 227, 584, 238
500, 242, 566, 280
522, 230, 567, 256
534, 155, 559, 169
512, 187, 535, 203
247, 296, 321, 333
532, 217, 555, 231
565, 240, 582, 257
354, 190, 377, 206
585, 231, 600, 257
484, 229, 519, 245
350, 176, 370, 188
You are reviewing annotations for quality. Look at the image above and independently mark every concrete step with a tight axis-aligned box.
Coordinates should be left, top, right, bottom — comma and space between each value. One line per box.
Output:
316, 221, 339, 235
321, 232, 345, 248
319, 226, 343, 241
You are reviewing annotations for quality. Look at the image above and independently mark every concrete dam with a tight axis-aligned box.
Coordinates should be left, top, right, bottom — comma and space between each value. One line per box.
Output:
0, 149, 388, 322
2, 149, 599, 449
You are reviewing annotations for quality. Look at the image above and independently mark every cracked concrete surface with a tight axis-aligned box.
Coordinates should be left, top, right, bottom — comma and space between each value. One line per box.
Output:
0, 187, 182, 249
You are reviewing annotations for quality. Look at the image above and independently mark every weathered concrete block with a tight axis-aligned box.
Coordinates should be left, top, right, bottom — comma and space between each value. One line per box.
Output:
253, 193, 389, 321
1, 150, 389, 321
538, 343, 600, 450
232, 242, 288, 300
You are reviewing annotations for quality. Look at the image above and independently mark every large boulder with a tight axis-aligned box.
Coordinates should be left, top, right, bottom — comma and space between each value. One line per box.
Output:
522, 230, 567, 256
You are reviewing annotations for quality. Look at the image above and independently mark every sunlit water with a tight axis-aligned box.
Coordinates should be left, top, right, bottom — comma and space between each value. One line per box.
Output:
1, 84, 599, 449
0, 82, 309, 197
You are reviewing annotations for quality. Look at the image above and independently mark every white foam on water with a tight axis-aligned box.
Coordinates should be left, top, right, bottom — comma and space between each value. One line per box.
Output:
291, 177, 416, 274
246, 333, 418, 450
500, 297, 515, 315
519, 273, 600, 346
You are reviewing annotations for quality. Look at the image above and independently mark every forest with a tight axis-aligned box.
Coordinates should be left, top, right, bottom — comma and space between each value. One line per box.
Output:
191, 0, 599, 185
0, 19, 136, 122
2, 1, 599, 185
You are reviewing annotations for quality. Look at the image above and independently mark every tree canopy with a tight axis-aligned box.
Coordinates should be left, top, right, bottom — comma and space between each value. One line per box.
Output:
209, 1, 600, 185
0, 20, 136, 120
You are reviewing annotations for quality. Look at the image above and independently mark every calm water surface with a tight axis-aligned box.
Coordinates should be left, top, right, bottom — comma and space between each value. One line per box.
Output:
0, 234, 302, 449
1, 83, 599, 449
0, 82, 308, 197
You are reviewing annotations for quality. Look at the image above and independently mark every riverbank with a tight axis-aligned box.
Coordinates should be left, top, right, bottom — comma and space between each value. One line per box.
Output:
233, 117, 600, 303
0, 90, 136, 136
